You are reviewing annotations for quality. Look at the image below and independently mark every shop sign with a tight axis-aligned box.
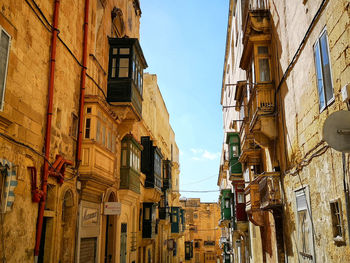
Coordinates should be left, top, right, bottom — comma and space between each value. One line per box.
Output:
104, 202, 121, 215
82, 207, 98, 226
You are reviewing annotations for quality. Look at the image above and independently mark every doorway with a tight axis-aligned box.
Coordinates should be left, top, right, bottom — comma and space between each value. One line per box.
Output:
104, 193, 116, 263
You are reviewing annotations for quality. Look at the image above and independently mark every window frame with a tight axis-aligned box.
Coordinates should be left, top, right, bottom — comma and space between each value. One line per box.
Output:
0, 27, 11, 111
329, 198, 345, 244
294, 186, 315, 261
254, 44, 272, 83
313, 28, 334, 112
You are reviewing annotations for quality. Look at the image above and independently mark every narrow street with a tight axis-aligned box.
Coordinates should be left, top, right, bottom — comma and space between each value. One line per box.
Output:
0, 0, 350, 263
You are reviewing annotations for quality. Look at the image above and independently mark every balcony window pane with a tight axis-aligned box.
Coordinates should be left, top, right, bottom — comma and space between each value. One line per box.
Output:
320, 32, 333, 104
314, 41, 325, 109
120, 58, 129, 67
122, 149, 127, 167
130, 149, 133, 167
111, 58, 117, 78
112, 48, 118, 55
258, 46, 268, 54
120, 48, 130, 55
144, 207, 150, 220
232, 145, 239, 157
237, 193, 244, 203
259, 58, 270, 82
119, 68, 128, 78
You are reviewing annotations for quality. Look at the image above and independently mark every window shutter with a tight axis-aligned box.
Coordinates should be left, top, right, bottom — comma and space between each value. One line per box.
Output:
296, 190, 307, 211
0, 28, 11, 111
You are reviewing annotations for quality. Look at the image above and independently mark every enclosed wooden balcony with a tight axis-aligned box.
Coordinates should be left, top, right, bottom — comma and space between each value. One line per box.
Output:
107, 38, 148, 120
162, 160, 172, 190
171, 207, 180, 234
242, 0, 270, 37
245, 179, 264, 226
142, 202, 157, 239
258, 172, 282, 209
245, 181, 260, 213
141, 137, 163, 191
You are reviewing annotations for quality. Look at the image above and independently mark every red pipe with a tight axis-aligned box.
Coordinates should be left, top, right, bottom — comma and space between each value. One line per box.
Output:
77, 0, 90, 164
34, 0, 60, 260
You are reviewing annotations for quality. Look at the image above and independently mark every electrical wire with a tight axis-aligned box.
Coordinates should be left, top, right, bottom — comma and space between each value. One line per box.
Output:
180, 174, 219, 186
0, 132, 78, 180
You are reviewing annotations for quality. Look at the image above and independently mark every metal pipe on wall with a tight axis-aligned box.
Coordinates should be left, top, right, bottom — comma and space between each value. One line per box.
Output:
34, 0, 61, 261
77, 0, 90, 165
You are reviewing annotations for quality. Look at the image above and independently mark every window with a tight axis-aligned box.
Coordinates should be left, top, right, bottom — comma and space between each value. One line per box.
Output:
314, 29, 333, 111
110, 47, 130, 78
295, 188, 314, 260
70, 113, 78, 139
330, 199, 344, 243
85, 118, 91, 138
144, 207, 150, 220
0, 27, 11, 111
225, 199, 230, 208
237, 192, 245, 204
256, 46, 270, 82
120, 136, 141, 172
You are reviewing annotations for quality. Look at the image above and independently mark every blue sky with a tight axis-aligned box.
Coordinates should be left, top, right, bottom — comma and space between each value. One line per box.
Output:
140, 1, 229, 202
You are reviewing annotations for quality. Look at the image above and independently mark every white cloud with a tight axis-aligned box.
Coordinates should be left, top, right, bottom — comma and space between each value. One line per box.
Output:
190, 148, 203, 154
190, 148, 220, 161
202, 150, 220, 160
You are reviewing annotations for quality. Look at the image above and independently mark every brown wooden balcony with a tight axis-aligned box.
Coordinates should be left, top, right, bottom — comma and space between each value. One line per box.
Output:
259, 172, 282, 209
247, 83, 277, 143
242, 0, 270, 34
245, 181, 260, 213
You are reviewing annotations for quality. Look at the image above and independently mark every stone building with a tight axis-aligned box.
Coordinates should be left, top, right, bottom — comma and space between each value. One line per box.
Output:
0, 0, 183, 262
181, 198, 221, 263
219, 0, 350, 262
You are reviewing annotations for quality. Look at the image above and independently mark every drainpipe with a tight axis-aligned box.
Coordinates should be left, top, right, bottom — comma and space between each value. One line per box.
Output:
34, 0, 60, 261
77, 0, 90, 165
342, 153, 350, 244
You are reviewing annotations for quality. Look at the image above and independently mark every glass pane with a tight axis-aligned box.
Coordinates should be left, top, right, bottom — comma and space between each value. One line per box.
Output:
237, 193, 244, 203
259, 58, 270, 82
96, 120, 101, 142
320, 33, 333, 103
258, 46, 268, 54
112, 48, 118, 55
314, 41, 325, 110
144, 207, 150, 220
120, 58, 129, 67
130, 150, 133, 167
122, 149, 127, 166
120, 48, 130, 55
232, 145, 239, 157
119, 68, 128, 78
0, 31, 10, 105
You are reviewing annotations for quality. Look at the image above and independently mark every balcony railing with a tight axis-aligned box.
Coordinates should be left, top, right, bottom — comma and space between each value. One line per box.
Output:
259, 172, 282, 209
248, 83, 275, 128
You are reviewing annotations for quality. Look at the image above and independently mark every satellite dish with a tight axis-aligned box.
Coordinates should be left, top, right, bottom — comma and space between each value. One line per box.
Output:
323, 110, 350, 153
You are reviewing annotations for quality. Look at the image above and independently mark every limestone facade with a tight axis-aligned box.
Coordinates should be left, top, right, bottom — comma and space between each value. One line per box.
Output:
0, 0, 183, 262
181, 198, 222, 263
220, 0, 350, 262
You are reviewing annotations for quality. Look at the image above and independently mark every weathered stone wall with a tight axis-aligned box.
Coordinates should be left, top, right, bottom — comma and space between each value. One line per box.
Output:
269, 0, 350, 261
